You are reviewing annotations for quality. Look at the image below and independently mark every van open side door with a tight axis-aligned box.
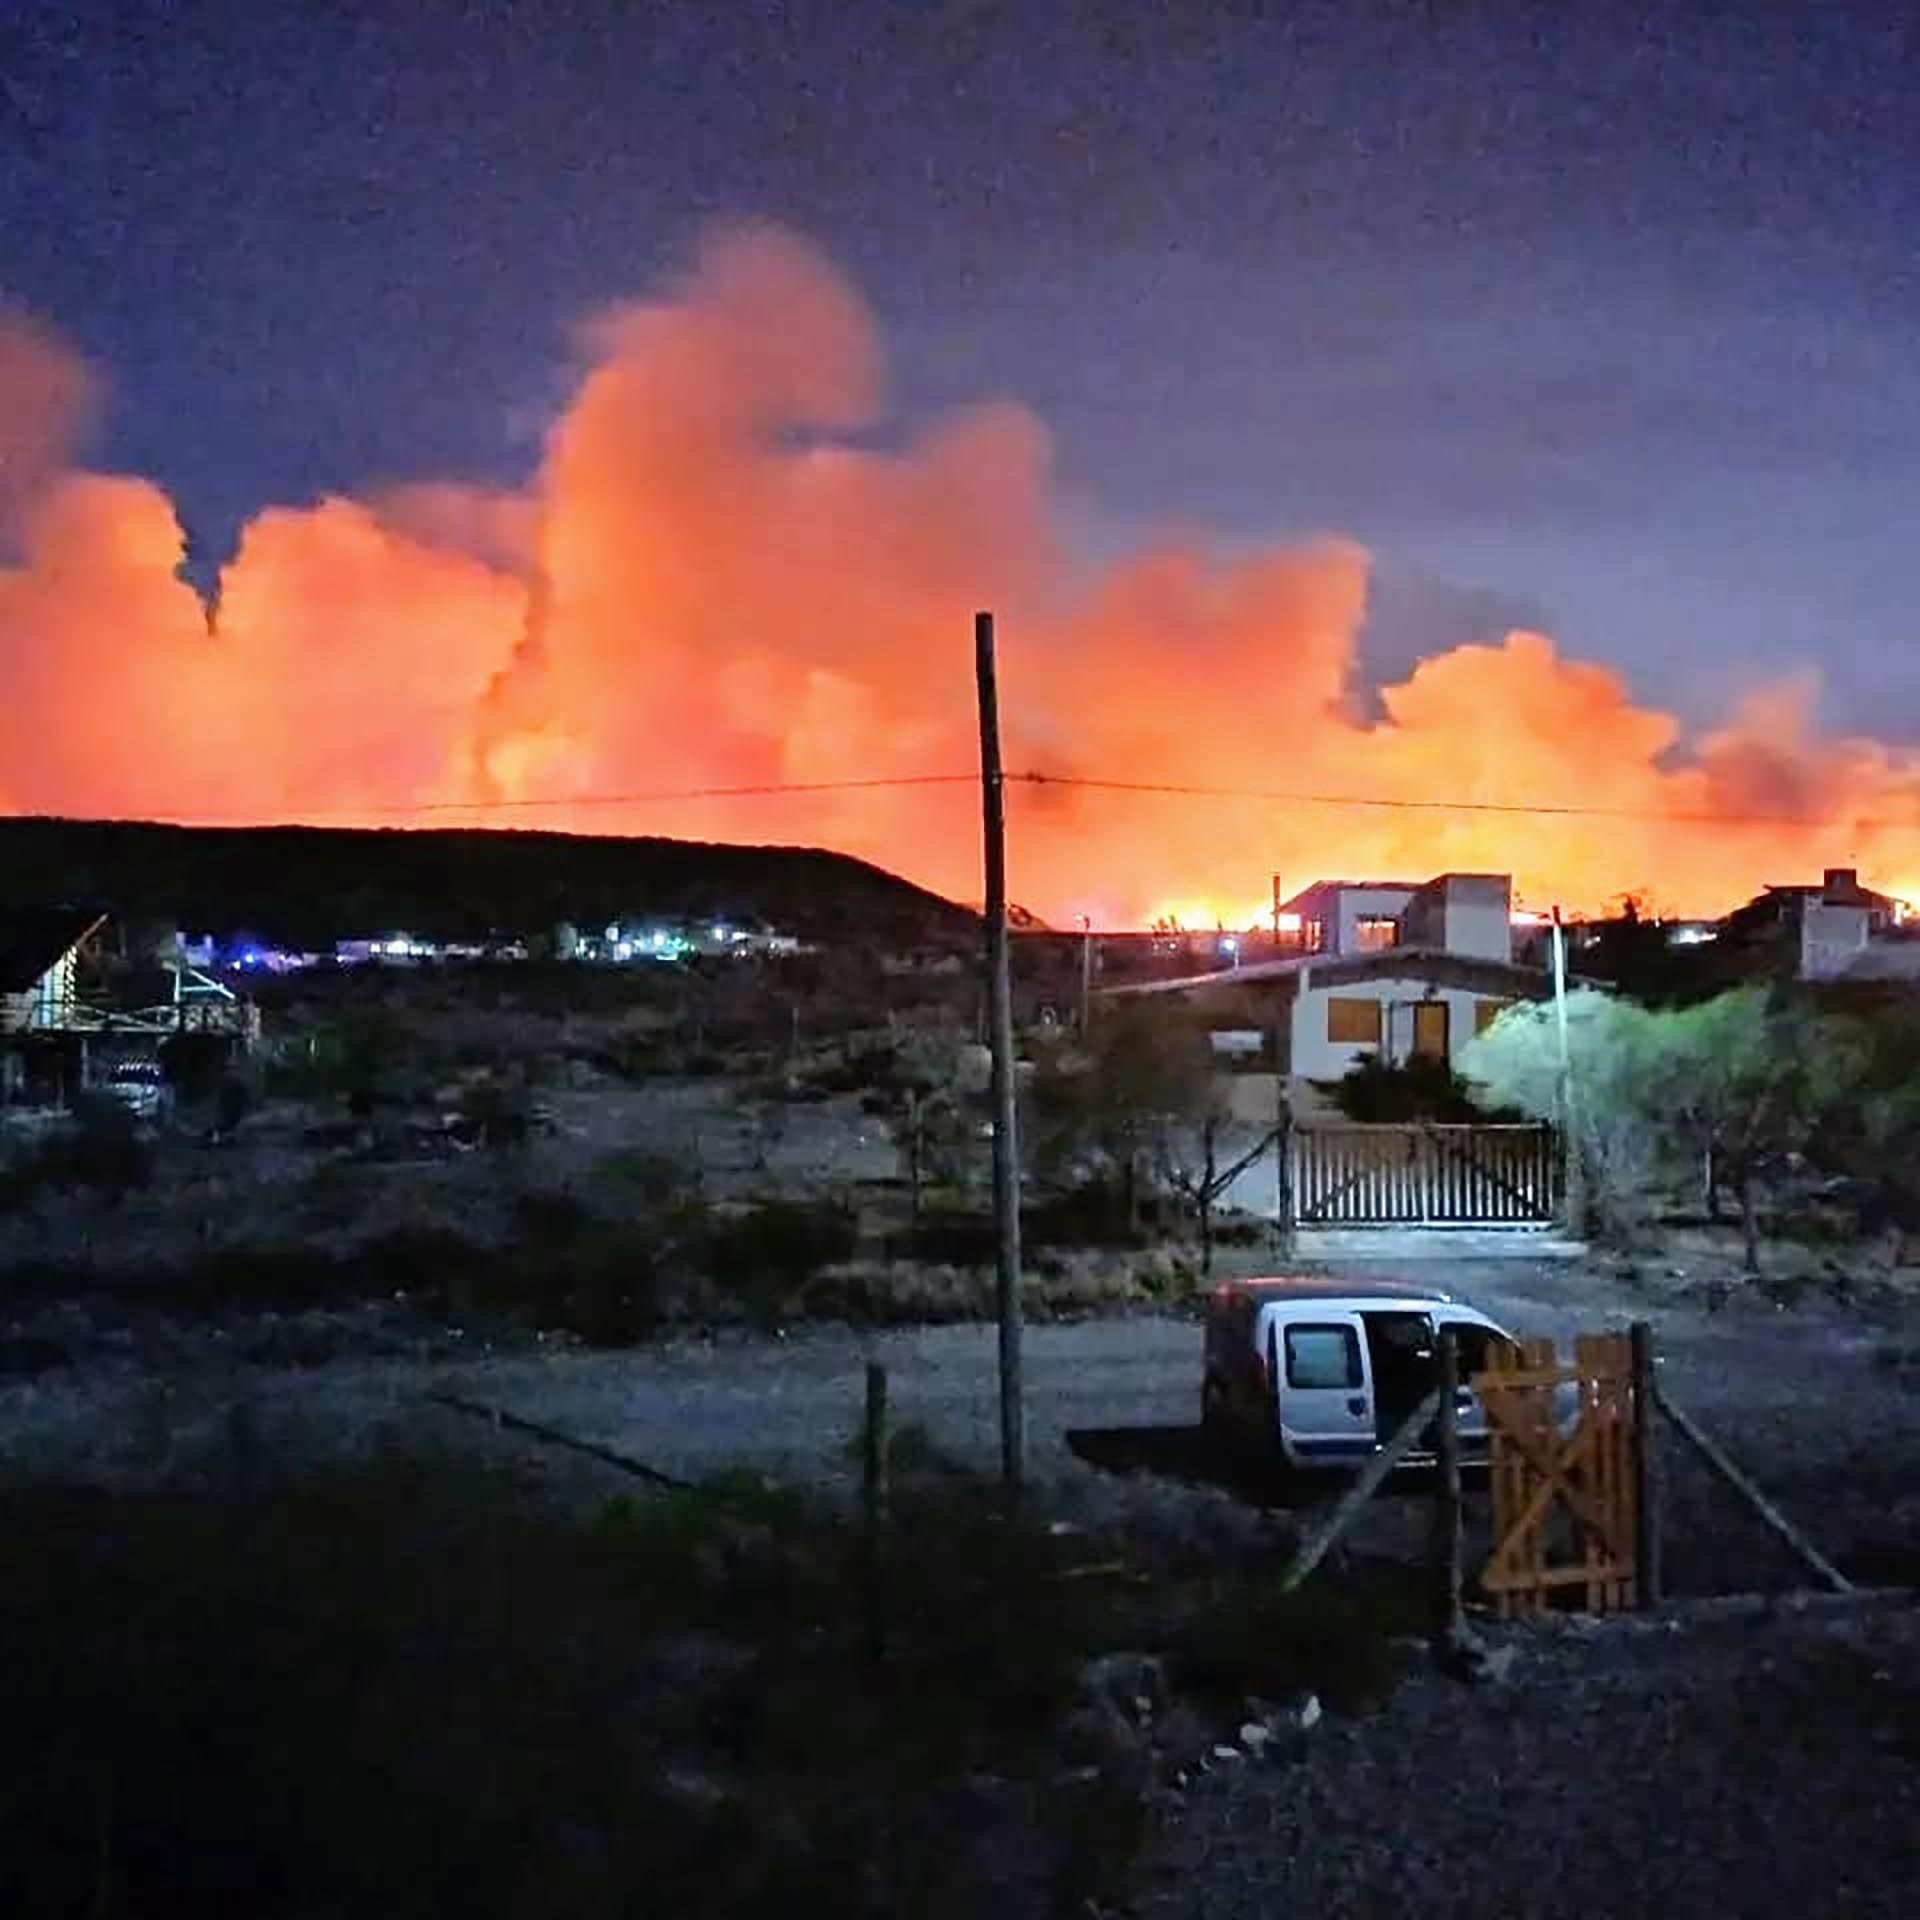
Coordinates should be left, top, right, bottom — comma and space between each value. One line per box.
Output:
1262, 1307, 1376, 1466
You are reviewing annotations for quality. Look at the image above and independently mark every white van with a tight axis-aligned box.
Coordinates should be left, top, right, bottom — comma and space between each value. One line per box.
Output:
1201, 1275, 1517, 1475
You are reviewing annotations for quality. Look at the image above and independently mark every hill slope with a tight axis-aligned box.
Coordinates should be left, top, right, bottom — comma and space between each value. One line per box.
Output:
0, 817, 979, 950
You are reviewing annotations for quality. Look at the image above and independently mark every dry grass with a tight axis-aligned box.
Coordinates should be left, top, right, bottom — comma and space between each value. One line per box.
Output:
0, 1439, 1418, 1919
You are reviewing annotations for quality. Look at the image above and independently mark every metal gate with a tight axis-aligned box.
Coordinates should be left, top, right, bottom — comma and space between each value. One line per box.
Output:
1290, 1123, 1559, 1226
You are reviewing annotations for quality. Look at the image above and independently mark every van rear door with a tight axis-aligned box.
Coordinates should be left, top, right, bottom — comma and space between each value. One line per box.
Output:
1264, 1308, 1375, 1466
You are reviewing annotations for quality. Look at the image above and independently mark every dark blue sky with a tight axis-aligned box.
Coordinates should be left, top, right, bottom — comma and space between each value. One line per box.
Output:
4, 0, 1917, 733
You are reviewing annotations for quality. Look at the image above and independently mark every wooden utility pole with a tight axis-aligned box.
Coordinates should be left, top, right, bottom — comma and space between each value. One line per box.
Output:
1079, 914, 1094, 1034
975, 610, 1025, 1493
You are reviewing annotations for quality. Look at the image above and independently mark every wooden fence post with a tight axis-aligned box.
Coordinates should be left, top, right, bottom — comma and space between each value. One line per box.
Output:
863, 1360, 890, 1662
1630, 1321, 1663, 1609
1430, 1330, 1467, 1650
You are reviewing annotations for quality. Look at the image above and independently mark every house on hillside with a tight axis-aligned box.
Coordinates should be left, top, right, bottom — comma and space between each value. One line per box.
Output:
1, 908, 109, 1108
1, 909, 109, 1039
2, 908, 260, 1112
1099, 871, 1571, 1107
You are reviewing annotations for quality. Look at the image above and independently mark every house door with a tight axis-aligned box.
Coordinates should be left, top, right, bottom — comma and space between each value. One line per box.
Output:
1412, 1000, 1450, 1060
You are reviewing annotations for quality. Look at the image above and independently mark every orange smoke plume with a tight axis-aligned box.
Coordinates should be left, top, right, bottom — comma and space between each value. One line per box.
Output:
3, 229, 1919, 926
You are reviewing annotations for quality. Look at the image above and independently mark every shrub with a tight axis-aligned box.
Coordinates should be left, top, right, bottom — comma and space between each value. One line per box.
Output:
12, 1095, 156, 1203
588, 1147, 700, 1211
696, 1198, 859, 1317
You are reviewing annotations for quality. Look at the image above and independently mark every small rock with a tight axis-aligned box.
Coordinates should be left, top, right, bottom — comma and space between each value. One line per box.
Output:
1238, 1721, 1272, 1752
1443, 1637, 1520, 1685
1075, 1651, 1166, 1726
1210, 1744, 1243, 1762
657, 1765, 732, 1817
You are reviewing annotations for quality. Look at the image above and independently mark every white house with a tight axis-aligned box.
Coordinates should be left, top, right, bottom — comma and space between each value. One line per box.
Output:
1099, 870, 1564, 1097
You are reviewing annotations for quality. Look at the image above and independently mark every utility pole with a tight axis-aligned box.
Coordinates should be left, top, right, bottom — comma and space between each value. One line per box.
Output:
1551, 906, 1586, 1236
1078, 913, 1093, 1035
1271, 872, 1283, 950
975, 610, 1025, 1493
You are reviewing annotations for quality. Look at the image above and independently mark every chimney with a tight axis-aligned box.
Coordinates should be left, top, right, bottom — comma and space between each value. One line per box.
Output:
1823, 867, 1858, 897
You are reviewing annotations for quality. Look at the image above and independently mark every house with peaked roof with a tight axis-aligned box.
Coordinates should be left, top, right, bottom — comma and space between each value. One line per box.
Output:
0, 908, 108, 1037
3, 908, 260, 1111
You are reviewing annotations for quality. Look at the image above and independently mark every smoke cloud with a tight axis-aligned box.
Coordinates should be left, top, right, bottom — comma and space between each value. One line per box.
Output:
3, 224, 1919, 925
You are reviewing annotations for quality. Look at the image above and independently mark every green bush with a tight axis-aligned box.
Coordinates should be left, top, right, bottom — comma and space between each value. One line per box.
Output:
1326, 1053, 1492, 1123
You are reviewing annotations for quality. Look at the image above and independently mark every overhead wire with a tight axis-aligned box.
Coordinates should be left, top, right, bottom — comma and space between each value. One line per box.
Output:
68, 766, 1920, 837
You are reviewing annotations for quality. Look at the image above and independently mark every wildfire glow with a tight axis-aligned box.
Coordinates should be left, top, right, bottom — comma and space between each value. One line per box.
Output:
4, 222, 1920, 926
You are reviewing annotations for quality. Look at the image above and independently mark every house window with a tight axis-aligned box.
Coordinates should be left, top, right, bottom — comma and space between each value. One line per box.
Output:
1354, 916, 1399, 952
1286, 1324, 1362, 1390
1473, 997, 1513, 1035
1326, 996, 1382, 1045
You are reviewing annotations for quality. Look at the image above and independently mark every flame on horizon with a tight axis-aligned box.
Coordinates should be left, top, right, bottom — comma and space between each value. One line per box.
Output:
4, 222, 1920, 926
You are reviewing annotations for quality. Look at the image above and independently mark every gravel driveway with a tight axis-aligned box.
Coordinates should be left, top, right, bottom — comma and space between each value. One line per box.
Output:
8, 1252, 1919, 1585
1133, 1594, 1920, 1919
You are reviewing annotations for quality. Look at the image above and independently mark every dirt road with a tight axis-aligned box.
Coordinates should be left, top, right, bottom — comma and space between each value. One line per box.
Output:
12, 1253, 1914, 1588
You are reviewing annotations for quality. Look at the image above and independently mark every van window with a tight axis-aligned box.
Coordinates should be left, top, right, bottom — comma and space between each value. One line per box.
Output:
1441, 1322, 1510, 1381
1285, 1324, 1361, 1390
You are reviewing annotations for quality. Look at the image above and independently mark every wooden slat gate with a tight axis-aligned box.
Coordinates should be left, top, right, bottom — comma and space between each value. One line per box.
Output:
1291, 1123, 1559, 1226
1475, 1333, 1641, 1616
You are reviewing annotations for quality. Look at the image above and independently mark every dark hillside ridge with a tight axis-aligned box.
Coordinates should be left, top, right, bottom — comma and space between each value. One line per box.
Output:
0, 817, 979, 949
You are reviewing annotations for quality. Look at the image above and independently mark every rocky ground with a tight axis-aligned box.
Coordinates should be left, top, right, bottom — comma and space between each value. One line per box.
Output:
1132, 1593, 1920, 1919
5, 1207, 1920, 1912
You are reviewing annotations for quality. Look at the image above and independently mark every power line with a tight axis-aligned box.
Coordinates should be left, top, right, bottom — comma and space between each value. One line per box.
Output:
22, 767, 1920, 836
115, 773, 981, 827
1007, 772, 1920, 834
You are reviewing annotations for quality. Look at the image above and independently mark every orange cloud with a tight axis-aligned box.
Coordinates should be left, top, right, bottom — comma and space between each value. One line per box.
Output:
3, 225, 1918, 923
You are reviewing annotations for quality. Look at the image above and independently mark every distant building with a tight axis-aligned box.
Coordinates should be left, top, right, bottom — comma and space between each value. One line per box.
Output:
0, 908, 108, 1040
3, 909, 257, 1111
1722, 868, 1907, 982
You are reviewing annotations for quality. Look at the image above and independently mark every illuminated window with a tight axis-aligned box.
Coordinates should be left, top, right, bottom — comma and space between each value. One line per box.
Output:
1354, 916, 1399, 952
1474, 997, 1513, 1035
1326, 996, 1382, 1045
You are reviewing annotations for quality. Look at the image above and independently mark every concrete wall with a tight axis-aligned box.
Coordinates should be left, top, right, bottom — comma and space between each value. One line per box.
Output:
1801, 901, 1870, 980
1401, 874, 1512, 961
1289, 976, 1516, 1080
1289, 883, 1416, 956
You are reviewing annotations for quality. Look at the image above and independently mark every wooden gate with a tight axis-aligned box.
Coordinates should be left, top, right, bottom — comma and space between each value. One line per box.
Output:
1475, 1333, 1641, 1616
1291, 1123, 1559, 1226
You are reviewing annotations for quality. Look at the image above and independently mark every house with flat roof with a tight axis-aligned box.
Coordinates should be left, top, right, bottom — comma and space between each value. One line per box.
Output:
1099, 871, 1568, 1103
